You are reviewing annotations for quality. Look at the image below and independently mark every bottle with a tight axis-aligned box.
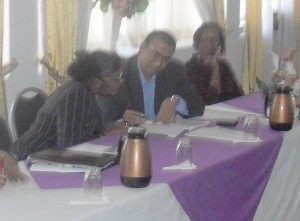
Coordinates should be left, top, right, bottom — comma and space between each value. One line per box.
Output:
119, 126, 152, 188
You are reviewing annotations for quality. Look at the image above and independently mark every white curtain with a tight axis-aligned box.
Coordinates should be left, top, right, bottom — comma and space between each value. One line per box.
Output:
273, 0, 296, 55
193, 0, 216, 22
261, 0, 274, 83
87, 0, 201, 54
123, 0, 199, 47
87, 1, 122, 51
261, 0, 296, 83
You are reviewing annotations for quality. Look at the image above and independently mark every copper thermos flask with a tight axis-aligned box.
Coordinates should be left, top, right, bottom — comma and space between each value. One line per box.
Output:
119, 126, 152, 188
269, 85, 294, 131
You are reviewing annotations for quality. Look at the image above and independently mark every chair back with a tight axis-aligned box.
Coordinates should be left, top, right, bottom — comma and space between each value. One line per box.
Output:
10, 87, 47, 140
0, 115, 13, 151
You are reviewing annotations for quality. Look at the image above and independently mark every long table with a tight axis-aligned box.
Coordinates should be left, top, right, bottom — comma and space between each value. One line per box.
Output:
225, 92, 300, 221
0, 92, 289, 221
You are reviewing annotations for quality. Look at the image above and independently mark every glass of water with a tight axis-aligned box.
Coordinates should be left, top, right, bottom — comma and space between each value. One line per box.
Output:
243, 115, 259, 140
83, 166, 103, 201
176, 136, 193, 167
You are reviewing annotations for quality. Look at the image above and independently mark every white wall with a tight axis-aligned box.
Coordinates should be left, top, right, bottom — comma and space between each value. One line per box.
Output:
5, 0, 45, 123
226, 0, 244, 83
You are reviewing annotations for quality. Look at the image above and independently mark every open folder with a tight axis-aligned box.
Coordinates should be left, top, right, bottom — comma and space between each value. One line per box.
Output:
28, 148, 118, 171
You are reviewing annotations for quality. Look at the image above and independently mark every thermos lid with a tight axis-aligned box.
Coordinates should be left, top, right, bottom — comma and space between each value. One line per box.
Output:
275, 84, 292, 94
127, 126, 146, 138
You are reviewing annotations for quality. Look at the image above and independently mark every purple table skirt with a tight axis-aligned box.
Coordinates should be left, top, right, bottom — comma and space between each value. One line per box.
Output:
29, 92, 283, 221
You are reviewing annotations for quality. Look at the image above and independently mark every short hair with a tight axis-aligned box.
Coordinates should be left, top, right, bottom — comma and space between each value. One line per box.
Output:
68, 50, 122, 84
144, 30, 177, 48
193, 22, 226, 54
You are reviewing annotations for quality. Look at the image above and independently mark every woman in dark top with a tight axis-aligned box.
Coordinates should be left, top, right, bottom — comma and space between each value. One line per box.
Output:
185, 22, 244, 105
11, 50, 123, 161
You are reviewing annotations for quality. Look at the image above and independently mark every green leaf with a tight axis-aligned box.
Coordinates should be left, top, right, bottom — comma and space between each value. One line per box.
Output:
100, 0, 111, 13
136, 0, 149, 12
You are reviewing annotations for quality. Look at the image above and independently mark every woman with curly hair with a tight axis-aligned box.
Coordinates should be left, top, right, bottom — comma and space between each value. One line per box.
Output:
185, 22, 244, 105
11, 50, 123, 162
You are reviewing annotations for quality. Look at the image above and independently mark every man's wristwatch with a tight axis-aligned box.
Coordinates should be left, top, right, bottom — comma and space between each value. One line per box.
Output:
171, 94, 180, 105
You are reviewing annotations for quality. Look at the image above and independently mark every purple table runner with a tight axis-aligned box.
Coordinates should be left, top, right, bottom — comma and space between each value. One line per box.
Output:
224, 91, 265, 115
30, 92, 283, 221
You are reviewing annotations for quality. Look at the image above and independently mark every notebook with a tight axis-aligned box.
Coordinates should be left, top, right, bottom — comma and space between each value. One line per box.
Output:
28, 148, 118, 171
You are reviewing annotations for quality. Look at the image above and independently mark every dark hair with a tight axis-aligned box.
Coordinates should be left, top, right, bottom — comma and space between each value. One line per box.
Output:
144, 30, 177, 48
193, 22, 225, 54
68, 50, 122, 84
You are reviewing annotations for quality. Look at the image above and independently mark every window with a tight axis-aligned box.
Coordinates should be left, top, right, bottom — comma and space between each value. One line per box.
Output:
87, 0, 202, 57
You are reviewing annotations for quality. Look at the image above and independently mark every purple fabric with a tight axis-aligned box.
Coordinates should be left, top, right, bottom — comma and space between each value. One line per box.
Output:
224, 91, 265, 114
29, 92, 283, 221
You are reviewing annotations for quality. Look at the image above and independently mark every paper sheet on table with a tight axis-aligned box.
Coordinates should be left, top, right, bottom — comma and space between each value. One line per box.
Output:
30, 163, 87, 173
141, 120, 209, 138
185, 126, 262, 143
68, 143, 116, 154
30, 143, 115, 173
196, 103, 262, 121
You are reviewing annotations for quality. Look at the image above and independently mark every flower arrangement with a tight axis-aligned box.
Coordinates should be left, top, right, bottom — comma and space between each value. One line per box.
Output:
257, 47, 300, 118
99, 0, 149, 18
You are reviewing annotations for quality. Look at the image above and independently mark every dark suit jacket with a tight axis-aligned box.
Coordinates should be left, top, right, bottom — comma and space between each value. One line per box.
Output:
100, 55, 205, 125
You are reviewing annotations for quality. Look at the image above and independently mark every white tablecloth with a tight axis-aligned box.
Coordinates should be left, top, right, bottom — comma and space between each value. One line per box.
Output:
253, 120, 300, 221
0, 163, 189, 221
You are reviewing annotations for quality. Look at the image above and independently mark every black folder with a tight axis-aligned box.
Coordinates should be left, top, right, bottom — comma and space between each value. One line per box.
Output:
28, 148, 118, 170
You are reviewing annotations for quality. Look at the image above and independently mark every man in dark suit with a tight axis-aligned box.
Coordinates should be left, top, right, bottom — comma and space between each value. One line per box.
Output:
101, 30, 205, 132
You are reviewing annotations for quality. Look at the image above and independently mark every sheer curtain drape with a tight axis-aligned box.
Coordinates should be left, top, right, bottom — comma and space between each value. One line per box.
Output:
0, 0, 5, 118
44, 0, 77, 94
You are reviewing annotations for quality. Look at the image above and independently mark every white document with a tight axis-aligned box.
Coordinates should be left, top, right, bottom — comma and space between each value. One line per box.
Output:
185, 126, 262, 143
30, 162, 87, 173
198, 103, 262, 121
69, 143, 116, 154
141, 120, 209, 138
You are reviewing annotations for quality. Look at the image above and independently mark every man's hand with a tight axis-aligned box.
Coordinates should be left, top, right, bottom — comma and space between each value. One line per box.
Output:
154, 97, 177, 124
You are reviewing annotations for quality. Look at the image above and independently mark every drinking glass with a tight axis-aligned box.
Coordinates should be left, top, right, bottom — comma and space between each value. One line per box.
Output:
243, 115, 259, 140
176, 137, 193, 166
83, 166, 103, 201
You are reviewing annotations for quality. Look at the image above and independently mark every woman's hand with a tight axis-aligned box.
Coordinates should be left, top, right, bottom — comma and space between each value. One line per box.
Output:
123, 109, 145, 126
0, 173, 7, 187
2, 152, 27, 183
205, 57, 221, 93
